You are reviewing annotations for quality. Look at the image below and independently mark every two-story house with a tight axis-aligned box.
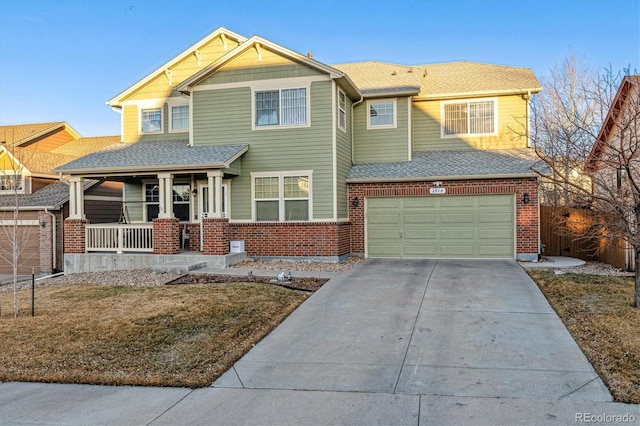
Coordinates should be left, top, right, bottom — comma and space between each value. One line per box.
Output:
0, 122, 121, 275
56, 27, 542, 271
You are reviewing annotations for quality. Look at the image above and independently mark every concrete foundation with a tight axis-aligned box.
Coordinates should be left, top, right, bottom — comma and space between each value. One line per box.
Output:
63, 252, 246, 274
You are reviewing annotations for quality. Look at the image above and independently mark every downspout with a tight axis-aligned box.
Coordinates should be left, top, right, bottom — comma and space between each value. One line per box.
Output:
525, 90, 532, 148
351, 96, 364, 164
44, 208, 57, 271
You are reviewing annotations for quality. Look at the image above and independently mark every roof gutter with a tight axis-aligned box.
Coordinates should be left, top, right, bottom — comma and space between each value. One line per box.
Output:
414, 87, 542, 101
346, 172, 538, 184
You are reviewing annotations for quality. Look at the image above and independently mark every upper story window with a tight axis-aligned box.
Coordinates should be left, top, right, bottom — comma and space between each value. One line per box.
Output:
0, 174, 23, 193
253, 172, 311, 222
338, 89, 347, 131
255, 88, 307, 128
141, 108, 162, 134
442, 99, 497, 137
367, 99, 396, 129
170, 105, 189, 132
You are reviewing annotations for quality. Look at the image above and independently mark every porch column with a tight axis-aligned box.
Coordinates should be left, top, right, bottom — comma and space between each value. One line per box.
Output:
68, 176, 85, 219
157, 173, 174, 219
207, 170, 223, 218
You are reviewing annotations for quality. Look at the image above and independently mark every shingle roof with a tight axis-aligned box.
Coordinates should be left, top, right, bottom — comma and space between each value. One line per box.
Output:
0, 122, 64, 146
347, 149, 540, 182
55, 140, 248, 173
4, 147, 78, 176
332, 61, 540, 98
331, 62, 425, 96
50, 135, 121, 156
0, 179, 97, 210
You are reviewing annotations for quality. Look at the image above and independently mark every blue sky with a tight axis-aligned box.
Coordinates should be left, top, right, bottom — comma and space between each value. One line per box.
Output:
1, 0, 638, 136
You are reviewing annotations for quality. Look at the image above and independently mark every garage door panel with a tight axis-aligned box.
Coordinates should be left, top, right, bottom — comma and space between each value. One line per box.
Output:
402, 198, 437, 209
440, 213, 475, 224
403, 213, 436, 224
403, 230, 437, 240
403, 244, 438, 256
367, 195, 514, 259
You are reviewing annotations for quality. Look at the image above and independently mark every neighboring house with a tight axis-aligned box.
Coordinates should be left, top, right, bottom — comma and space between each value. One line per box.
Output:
55, 27, 542, 268
586, 75, 640, 271
0, 122, 121, 275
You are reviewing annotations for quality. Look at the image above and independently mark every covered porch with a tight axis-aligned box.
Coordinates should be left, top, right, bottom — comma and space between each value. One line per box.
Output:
55, 140, 248, 260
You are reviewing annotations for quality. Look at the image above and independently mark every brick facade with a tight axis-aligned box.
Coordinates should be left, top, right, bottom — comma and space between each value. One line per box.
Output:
183, 223, 201, 251
152, 218, 180, 254
229, 222, 351, 258
348, 178, 539, 258
63, 218, 87, 254
202, 218, 230, 255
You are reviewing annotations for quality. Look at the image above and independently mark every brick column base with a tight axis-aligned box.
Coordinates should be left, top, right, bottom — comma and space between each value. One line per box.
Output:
202, 218, 230, 255
64, 218, 87, 254
153, 218, 180, 254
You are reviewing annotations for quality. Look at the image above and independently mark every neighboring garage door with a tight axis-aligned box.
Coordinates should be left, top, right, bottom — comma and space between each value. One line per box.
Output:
367, 195, 515, 259
0, 222, 40, 274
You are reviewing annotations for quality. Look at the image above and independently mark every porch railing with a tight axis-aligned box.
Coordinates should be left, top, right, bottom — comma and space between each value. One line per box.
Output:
86, 223, 153, 253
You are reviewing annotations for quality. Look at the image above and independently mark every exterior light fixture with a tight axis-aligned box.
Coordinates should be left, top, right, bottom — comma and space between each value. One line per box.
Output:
352, 197, 359, 208
523, 193, 530, 204
39, 219, 46, 227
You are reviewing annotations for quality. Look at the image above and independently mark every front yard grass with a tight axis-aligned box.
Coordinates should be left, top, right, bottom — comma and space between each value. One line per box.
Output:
528, 270, 640, 404
0, 282, 308, 388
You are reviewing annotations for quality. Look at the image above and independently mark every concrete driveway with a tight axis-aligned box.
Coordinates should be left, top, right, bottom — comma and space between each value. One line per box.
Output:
212, 259, 610, 399
1, 259, 637, 425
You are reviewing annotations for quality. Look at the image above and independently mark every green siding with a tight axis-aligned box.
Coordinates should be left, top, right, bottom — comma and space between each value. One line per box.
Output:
412, 95, 528, 151
353, 97, 409, 163
193, 81, 335, 220
201, 64, 324, 85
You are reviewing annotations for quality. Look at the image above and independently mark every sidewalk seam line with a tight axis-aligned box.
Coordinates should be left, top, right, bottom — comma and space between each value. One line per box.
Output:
393, 261, 437, 393
558, 375, 601, 400
146, 389, 195, 426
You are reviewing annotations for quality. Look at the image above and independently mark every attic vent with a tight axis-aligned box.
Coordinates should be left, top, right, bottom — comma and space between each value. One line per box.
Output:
407, 68, 413, 73
307, 52, 313, 59
391, 71, 397, 75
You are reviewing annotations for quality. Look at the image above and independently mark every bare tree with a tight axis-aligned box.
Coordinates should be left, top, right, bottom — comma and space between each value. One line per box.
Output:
0, 134, 38, 318
523, 55, 640, 307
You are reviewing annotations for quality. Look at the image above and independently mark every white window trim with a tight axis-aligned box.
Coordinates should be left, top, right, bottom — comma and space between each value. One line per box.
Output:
142, 179, 191, 222
167, 97, 190, 133
133, 99, 165, 135
0, 172, 26, 194
366, 98, 397, 129
338, 88, 347, 132
440, 97, 498, 138
250, 170, 313, 222
251, 83, 311, 130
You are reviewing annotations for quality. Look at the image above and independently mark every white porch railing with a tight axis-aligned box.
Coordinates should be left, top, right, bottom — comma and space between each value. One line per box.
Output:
86, 223, 153, 253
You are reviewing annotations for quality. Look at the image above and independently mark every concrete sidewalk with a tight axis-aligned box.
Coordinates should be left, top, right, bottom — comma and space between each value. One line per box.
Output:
0, 259, 638, 425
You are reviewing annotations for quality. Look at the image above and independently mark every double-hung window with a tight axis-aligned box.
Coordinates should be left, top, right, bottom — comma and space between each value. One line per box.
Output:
442, 99, 496, 137
338, 89, 347, 131
255, 88, 307, 127
254, 173, 310, 222
367, 99, 396, 128
144, 182, 190, 222
141, 108, 162, 133
0, 174, 23, 193
170, 105, 189, 132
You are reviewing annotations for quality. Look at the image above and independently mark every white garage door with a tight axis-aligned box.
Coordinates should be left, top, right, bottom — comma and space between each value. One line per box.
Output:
366, 195, 515, 259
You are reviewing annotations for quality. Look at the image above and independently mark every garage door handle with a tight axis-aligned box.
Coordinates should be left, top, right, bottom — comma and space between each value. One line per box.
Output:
399, 230, 404, 239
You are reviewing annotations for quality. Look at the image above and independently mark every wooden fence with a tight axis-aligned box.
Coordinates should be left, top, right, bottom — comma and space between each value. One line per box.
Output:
540, 205, 632, 270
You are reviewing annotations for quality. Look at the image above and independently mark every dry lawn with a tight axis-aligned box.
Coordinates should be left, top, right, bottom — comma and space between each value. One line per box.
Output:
528, 270, 640, 403
0, 282, 308, 388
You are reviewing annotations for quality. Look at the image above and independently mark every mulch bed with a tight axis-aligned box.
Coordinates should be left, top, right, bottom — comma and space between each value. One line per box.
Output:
166, 274, 328, 292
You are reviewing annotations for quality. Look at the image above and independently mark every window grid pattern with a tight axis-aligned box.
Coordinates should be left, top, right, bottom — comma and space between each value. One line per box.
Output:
255, 175, 310, 222
444, 100, 495, 136
338, 90, 346, 130
141, 108, 162, 133
255, 88, 307, 127
369, 101, 394, 127
0, 174, 23, 192
171, 105, 189, 131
